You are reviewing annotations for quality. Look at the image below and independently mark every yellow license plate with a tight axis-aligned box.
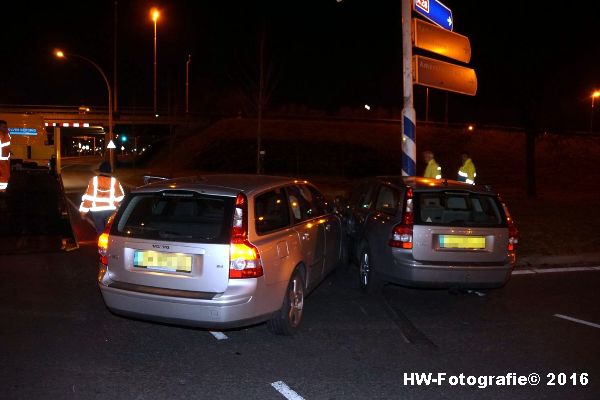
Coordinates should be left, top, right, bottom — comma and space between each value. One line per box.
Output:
439, 235, 486, 249
133, 251, 192, 273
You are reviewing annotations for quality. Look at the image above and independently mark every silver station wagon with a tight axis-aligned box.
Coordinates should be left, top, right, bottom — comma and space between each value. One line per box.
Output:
97, 175, 343, 335
343, 177, 518, 291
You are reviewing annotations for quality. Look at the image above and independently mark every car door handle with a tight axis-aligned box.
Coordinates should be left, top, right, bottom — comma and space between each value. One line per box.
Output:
302, 232, 310, 240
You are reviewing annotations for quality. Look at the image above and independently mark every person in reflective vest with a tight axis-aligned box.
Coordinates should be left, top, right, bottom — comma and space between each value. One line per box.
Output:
0, 120, 11, 192
423, 150, 442, 179
79, 161, 124, 234
457, 151, 477, 185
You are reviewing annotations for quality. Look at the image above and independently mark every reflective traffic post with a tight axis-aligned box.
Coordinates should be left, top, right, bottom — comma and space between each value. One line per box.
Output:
401, 0, 416, 176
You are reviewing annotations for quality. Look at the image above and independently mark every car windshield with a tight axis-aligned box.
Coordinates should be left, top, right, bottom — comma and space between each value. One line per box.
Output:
113, 191, 235, 244
414, 191, 505, 227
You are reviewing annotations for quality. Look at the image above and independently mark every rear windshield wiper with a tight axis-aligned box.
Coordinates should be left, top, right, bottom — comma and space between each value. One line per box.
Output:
123, 225, 158, 233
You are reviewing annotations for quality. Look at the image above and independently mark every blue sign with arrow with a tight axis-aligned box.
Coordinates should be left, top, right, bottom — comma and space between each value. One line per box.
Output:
413, 0, 453, 31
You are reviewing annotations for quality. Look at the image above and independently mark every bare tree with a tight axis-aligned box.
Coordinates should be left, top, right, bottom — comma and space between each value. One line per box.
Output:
232, 22, 279, 174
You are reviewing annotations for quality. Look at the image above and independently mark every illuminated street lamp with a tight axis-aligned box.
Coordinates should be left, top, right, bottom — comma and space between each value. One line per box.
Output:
151, 7, 160, 114
55, 49, 115, 170
591, 90, 600, 133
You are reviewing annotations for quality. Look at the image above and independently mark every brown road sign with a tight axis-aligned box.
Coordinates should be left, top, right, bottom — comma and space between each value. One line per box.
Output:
413, 19, 471, 63
413, 55, 477, 96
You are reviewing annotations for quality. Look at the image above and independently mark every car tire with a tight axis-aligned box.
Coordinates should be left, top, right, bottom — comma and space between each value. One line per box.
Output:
358, 248, 383, 294
268, 269, 305, 336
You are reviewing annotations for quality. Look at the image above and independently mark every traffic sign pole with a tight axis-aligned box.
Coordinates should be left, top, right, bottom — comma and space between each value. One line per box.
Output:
402, 0, 416, 177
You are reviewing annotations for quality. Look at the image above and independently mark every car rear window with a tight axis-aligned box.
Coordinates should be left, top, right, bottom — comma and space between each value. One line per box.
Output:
415, 191, 505, 227
113, 191, 235, 244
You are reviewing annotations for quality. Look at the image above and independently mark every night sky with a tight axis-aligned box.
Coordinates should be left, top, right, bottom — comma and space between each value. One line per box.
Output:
2, 1, 599, 131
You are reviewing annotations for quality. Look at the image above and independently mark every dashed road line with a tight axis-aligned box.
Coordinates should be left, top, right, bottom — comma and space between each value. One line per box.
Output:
553, 314, 600, 329
209, 331, 228, 340
270, 381, 305, 400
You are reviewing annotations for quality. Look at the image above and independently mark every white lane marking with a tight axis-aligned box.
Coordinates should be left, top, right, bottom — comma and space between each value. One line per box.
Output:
209, 331, 228, 340
553, 314, 600, 329
512, 266, 600, 276
270, 381, 305, 400
535, 266, 599, 273
512, 269, 535, 275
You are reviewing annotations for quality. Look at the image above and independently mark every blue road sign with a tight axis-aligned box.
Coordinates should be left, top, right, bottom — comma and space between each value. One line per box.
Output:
413, 0, 453, 31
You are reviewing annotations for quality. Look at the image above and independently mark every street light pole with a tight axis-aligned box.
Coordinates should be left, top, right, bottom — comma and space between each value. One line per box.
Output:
591, 91, 600, 133
55, 50, 115, 171
113, 0, 118, 113
186, 54, 191, 114
425, 87, 429, 123
151, 8, 160, 115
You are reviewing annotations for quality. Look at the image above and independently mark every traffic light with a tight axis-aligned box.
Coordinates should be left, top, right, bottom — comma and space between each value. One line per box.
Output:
120, 135, 127, 142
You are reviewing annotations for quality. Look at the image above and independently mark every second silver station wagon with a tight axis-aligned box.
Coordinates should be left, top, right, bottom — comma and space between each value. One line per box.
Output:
97, 175, 343, 335
343, 177, 519, 291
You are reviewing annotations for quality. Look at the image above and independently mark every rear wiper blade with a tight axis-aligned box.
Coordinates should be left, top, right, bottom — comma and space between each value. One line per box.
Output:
124, 225, 158, 232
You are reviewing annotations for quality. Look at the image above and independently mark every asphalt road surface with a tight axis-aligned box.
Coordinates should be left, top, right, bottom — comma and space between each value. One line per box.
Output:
1, 238, 599, 399
2, 161, 599, 399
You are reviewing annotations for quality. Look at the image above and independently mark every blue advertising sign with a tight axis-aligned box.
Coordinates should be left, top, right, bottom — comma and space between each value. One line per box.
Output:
9, 127, 38, 136
414, 0, 453, 31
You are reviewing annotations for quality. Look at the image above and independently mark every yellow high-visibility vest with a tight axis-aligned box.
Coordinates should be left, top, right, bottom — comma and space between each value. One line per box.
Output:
424, 159, 442, 179
458, 158, 477, 185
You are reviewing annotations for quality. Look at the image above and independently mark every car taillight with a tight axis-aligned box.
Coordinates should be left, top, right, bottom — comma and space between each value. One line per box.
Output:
502, 201, 519, 252
229, 193, 263, 279
98, 215, 114, 267
508, 223, 519, 252
389, 188, 413, 249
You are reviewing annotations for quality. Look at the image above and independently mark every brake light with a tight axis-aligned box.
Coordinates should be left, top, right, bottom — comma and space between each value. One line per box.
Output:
502, 201, 519, 252
98, 215, 114, 266
390, 188, 413, 249
229, 193, 263, 279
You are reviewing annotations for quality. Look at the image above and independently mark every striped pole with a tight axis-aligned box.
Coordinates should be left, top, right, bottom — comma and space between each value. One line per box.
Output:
401, 0, 416, 176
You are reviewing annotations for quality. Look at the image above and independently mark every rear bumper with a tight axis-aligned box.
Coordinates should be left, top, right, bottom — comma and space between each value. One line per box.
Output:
98, 266, 275, 329
385, 257, 514, 289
